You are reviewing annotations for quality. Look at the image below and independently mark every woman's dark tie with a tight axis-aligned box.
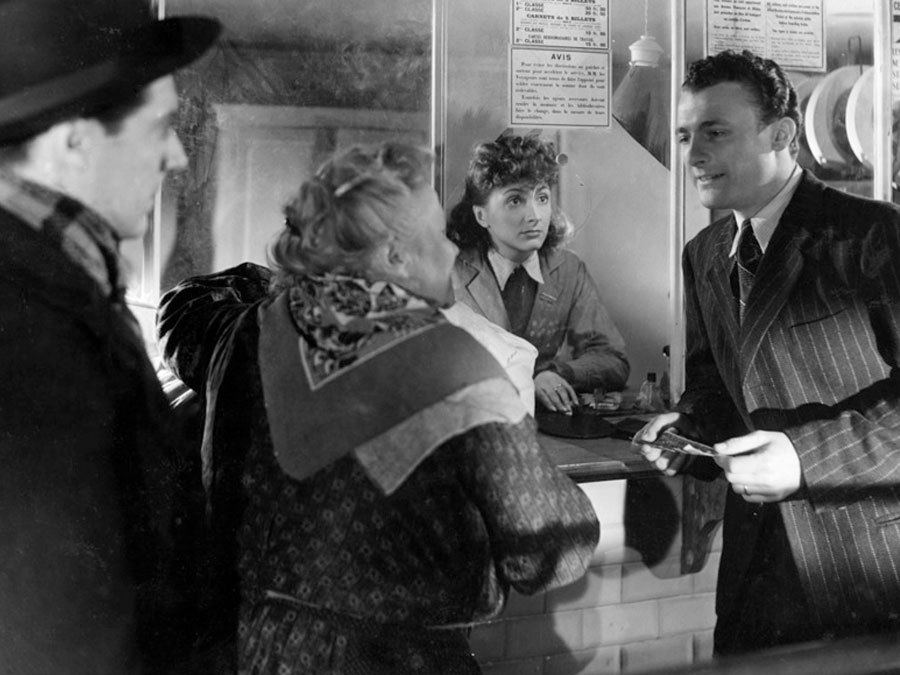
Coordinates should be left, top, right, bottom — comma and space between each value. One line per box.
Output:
501, 265, 537, 337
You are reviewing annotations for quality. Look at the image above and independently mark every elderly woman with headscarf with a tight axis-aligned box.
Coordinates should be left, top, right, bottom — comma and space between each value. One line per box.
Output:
157, 141, 599, 675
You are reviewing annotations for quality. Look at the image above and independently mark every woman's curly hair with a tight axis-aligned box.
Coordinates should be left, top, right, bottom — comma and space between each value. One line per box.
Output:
269, 142, 432, 287
446, 134, 570, 254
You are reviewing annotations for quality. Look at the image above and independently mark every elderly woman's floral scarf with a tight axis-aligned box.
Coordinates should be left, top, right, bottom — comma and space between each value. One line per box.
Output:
258, 272, 529, 494
286, 273, 437, 387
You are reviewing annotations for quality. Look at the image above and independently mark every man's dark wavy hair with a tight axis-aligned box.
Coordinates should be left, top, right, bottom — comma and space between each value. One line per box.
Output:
683, 49, 801, 139
446, 133, 568, 254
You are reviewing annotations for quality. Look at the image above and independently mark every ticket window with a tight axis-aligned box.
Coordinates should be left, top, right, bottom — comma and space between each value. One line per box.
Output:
440, 0, 679, 388
125, 0, 897, 388
128, 0, 683, 387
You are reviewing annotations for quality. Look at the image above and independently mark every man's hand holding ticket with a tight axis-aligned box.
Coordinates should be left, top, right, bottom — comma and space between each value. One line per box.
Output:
631, 428, 718, 456
631, 412, 707, 476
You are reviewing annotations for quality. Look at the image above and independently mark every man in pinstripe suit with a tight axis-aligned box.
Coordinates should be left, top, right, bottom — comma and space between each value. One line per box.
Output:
637, 49, 900, 655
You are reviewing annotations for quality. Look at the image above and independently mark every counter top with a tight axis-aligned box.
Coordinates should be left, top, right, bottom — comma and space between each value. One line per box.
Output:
539, 414, 657, 482
537, 413, 728, 575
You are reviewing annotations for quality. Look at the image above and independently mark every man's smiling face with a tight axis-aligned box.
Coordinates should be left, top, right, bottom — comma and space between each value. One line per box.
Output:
676, 80, 784, 217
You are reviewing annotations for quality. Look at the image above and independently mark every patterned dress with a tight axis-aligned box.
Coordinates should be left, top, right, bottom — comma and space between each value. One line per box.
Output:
158, 264, 599, 674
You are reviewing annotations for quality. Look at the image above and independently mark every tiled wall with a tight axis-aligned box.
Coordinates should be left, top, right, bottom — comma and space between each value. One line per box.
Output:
472, 479, 723, 674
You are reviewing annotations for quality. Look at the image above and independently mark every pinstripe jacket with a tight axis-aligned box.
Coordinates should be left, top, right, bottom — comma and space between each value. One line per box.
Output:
452, 247, 630, 392
678, 170, 900, 637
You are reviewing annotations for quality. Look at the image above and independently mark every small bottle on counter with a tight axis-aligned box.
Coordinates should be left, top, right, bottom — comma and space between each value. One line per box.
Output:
659, 345, 671, 409
635, 372, 665, 412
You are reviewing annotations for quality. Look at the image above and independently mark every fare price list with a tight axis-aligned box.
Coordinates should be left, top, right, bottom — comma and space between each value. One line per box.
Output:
513, 0, 608, 50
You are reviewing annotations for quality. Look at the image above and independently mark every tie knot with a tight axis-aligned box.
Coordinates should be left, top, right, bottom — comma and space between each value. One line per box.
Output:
506, 265, 529, 285
501, 265, 537, 337
738, 219, 762, 272
732, 218, 762, 323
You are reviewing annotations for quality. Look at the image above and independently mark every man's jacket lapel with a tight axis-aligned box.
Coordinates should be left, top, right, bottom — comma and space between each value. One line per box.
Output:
704, 214, 742, 395
739, 173, 818, 379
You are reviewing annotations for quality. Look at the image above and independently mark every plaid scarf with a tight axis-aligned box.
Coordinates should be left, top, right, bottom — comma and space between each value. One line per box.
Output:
0, 170, 129, 301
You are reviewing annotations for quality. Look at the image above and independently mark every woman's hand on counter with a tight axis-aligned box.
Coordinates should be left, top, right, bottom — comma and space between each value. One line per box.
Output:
535, 370, 578, 414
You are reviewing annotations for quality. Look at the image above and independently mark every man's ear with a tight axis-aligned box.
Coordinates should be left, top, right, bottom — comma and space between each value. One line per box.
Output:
772, 117, 797, 151
16, 121, 82, 185
473, 205, 489, 229
53, 119, 97, 170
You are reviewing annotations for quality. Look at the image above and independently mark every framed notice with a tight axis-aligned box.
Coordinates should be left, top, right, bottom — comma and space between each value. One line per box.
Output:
706, 0, 825, 71
510, 47, 609, 127
510, 0, 610, 128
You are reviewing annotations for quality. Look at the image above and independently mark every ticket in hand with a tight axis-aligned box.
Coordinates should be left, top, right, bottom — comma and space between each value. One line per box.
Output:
631, 428, 718, 456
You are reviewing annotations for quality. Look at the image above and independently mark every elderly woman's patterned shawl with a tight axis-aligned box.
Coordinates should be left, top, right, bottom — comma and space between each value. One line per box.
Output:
258, 272, 529, 493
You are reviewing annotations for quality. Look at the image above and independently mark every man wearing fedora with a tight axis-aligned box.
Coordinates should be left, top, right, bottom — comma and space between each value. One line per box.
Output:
0, 0, 219, 672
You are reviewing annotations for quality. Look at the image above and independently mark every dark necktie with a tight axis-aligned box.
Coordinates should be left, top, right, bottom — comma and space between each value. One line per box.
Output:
732, 218, 763, 323
501, 265, 537, 338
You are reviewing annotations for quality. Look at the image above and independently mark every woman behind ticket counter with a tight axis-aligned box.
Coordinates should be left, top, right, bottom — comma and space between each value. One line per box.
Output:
447, 133, 630, 413
158, 141, 599, 674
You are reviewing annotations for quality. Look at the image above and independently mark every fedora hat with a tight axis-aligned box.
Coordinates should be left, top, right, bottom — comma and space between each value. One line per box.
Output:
0, 0, 221, 143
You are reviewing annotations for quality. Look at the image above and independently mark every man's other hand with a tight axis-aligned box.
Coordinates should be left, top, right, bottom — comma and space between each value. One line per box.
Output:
714, 431, 801, 502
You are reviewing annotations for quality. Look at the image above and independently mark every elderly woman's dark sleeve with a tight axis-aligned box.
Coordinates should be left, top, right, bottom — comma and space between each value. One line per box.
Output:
156, 263, 273, 391
456, 416, 599, 594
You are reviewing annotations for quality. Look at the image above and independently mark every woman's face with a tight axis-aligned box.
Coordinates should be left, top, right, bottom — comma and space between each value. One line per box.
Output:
473, 180, 552, 262
395, 186, 458, 305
